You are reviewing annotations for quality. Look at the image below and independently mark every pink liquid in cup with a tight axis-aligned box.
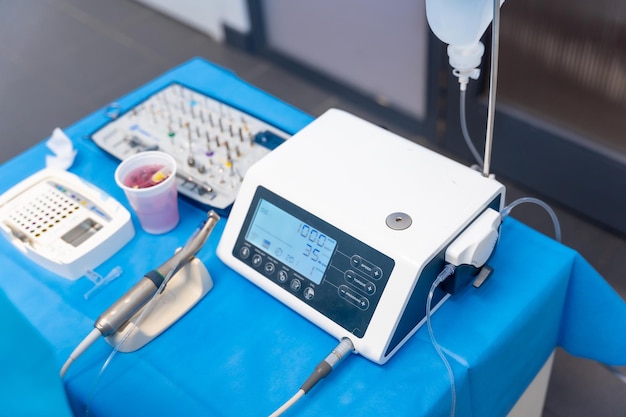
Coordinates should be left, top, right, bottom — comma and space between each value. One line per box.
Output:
115, 152, 179, 234
128, 187, 179, 234
123, 164, 169, 189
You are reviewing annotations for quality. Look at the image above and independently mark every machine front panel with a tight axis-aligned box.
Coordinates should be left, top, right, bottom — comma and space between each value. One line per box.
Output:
232, 186, 395, 338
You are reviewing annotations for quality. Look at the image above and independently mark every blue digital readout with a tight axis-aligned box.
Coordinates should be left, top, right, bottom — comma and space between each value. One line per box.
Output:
245, 199, 337, 284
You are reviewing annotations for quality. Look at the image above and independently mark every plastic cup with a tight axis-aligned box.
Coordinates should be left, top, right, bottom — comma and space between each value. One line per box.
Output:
114, 151, 179, 234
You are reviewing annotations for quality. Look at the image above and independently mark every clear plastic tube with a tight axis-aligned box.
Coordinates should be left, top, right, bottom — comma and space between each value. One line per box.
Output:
85, 215, 219, 411
426, 264, 457, 417
504, 198, 626, 388
85, 260, 181, 413
453, 0, 501, 176
460, 89, 484, 168
501, 197, 562, 242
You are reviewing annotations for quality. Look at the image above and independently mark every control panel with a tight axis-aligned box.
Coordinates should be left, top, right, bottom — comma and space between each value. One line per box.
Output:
233, 187, 394, 337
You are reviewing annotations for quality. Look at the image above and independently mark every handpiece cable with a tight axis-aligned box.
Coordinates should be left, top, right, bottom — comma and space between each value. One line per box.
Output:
269, 337, 354, 417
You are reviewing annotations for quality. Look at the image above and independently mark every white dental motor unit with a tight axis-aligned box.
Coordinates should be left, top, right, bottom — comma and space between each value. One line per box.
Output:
217, 109, 504, 364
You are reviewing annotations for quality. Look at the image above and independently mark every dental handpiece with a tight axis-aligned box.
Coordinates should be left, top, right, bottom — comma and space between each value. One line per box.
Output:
95, 210, 220, 336
60, 211, 220, 378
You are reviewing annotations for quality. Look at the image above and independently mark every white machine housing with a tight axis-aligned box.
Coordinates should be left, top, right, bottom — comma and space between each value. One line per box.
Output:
217, 109, 504, 364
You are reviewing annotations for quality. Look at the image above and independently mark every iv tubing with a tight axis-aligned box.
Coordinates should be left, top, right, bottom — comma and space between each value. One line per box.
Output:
502, 197, 626, 386
482, 0, 501, 177
92, 214, 219, 384
79, 260, 176, 417
426, 264, 457, 417
501, 197, 562, 242
59, 211, 220, 379
96, 258, 180, 379
460, 89, 484, 168
84, 227, 206, 413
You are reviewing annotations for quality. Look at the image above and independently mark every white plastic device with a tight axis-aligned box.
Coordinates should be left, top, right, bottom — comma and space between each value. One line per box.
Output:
0, 169, 135, 280
217, 109, 505, 364
445, 207, 501, 268
105, 257, 213, 352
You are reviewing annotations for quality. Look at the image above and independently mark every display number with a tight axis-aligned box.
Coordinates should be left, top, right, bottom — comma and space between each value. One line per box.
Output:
299, 223, 327, 259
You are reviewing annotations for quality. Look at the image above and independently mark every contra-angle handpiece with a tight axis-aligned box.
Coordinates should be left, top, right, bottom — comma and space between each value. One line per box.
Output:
60, 210, 220, 377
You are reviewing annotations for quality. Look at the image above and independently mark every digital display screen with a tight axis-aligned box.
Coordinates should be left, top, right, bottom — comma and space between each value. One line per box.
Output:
245, 199, 337, 284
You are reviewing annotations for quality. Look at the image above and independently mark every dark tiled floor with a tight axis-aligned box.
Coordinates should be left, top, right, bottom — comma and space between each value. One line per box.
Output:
1, 1, 626, 416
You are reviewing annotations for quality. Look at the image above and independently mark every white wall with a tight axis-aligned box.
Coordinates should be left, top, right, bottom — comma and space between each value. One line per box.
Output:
262, 0, 430, 120
134, 0, 250, 42
135, 0, 429, 121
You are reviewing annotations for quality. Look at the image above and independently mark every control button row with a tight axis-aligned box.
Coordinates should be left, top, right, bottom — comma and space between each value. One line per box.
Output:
350, 255, 383, 280
287, 277, 316, 301
240, 245, 316, 301
344, 270, 376, 295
